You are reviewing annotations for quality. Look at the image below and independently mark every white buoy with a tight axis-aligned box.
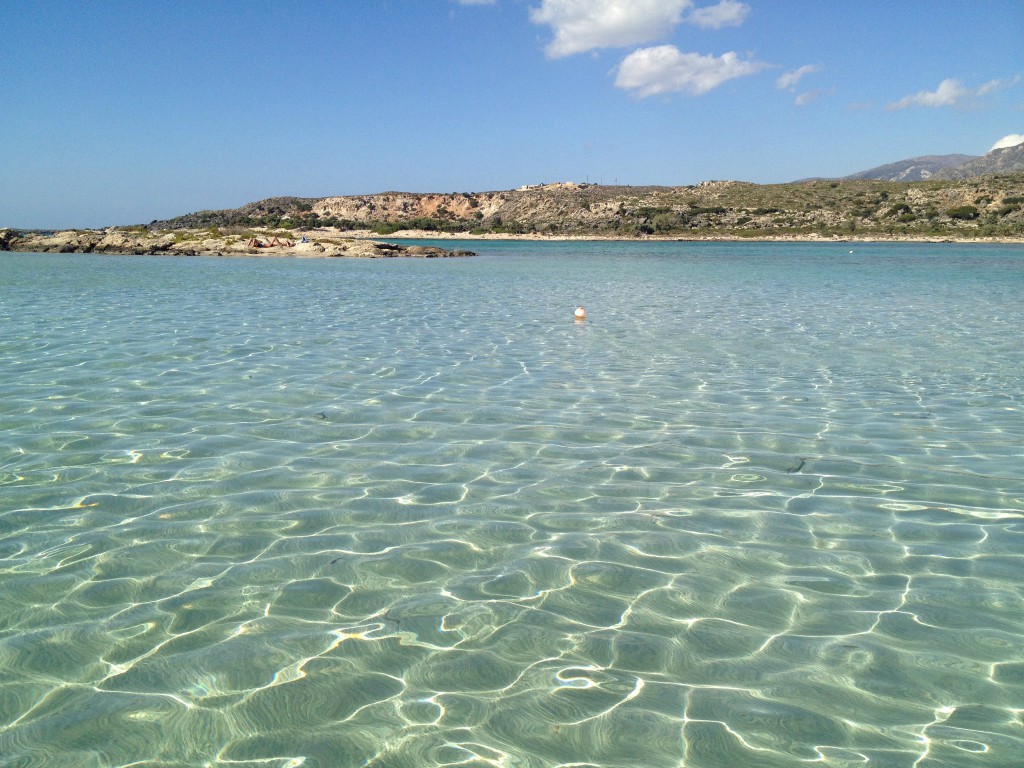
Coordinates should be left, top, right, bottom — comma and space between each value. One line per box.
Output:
574, 306, 587, 321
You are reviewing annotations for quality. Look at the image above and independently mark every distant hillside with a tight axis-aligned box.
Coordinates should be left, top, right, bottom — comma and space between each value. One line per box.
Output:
933, 143, 1024, 179
843, 144, 1024, 182
843, 155, 976, 182
147, 175, 1024, 240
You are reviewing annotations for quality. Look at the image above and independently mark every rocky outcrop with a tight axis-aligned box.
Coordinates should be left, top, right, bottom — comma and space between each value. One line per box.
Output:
312, 191, 504, 223
3, 229, 474, 258
0, 228, 22, 250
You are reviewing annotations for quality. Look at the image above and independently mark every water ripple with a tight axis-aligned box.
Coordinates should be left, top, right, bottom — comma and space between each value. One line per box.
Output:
1, 245, 1023, 766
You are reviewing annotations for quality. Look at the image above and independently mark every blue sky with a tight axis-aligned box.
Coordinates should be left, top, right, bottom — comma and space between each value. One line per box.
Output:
2, 0, 1022, 228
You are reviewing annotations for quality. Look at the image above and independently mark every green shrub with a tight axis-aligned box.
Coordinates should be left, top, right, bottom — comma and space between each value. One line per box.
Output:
652, 213, 686, 231
636, 206, 672, 218
947, 205, 980, 220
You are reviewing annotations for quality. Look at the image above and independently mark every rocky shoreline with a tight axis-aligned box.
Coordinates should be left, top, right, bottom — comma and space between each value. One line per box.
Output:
2, 226, 1021, 257
0, 228, 475, 259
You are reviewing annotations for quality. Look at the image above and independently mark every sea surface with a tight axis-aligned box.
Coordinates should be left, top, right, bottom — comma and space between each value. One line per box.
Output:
1, 241, 1022, 768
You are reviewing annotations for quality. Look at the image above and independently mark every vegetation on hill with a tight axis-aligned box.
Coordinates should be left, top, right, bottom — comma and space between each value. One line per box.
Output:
147, 174, 1024, 239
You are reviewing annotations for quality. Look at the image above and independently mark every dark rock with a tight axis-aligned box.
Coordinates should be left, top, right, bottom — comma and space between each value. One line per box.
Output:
0, 229, 22, 250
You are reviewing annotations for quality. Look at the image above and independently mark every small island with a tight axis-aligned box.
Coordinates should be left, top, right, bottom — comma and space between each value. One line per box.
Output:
0, 227, 474, 258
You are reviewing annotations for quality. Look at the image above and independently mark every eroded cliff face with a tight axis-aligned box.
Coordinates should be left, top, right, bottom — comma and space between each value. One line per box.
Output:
308, 184, 678, 228
313, 192, 508, 222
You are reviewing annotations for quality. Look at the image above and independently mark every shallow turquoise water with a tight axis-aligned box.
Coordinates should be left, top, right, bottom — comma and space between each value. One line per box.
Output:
1, 241, 1022, 767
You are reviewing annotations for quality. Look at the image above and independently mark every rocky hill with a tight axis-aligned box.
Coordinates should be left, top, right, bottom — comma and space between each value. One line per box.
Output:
843, 143, 1024, 182
933, 143, 1024, 179
146, 175, 1024, 240
842, 155, 977, 182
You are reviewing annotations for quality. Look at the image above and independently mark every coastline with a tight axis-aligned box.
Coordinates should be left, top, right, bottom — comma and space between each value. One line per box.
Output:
2, 226, 1022, 258
332, 227, 1024, 245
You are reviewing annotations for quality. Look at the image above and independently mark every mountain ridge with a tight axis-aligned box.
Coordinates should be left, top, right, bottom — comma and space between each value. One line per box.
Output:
842, 154, 978, 182
842, 142, 1024, 181
932, 143, 1024, 179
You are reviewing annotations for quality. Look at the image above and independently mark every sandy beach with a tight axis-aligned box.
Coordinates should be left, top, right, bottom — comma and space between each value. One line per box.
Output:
298, 226, 1024, 245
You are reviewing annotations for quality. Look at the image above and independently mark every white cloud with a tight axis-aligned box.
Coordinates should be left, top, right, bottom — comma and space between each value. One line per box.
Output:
530, 0, 693, 58
991, 134, 1024, 150
685, 0, 749, 30
977, 79, 1003, 96
887, 75, 1022, 110
888, 78, 971, 109
615, 45, 768, 97
528, 0, 753, 58
776, 64, 819, 91
885, 76, 1024, 110
794, 89, 823, 106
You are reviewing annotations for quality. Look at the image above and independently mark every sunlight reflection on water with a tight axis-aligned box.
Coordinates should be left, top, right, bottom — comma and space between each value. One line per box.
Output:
0, 242, 1022, 767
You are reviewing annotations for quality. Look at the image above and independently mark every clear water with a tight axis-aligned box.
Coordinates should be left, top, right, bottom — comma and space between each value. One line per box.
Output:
1, 242, 1022, 768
